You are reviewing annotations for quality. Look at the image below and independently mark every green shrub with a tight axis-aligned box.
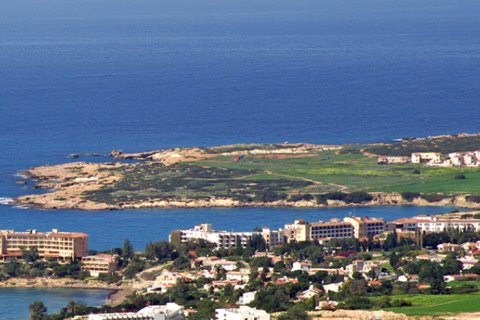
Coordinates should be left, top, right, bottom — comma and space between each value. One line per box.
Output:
466, 195, 480, 203
401, 192, 421, 201
421, 193, 449, 203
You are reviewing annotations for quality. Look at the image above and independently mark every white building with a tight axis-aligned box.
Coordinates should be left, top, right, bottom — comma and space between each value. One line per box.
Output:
323, 282, 343, 293
216, 306, 270, 320
171, 224, 256, 249
411, 152, 441, 164
238, 291, 257, 305
414, 216, 480, 233
87, 303, 183, 320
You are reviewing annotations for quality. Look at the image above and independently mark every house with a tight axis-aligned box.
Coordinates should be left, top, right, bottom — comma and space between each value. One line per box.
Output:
297, 285, 322, 300
323, 282, 343, 293
416, 253, 443, 263
345, 260, 380, 279
437, 243, 461, 253
292, 261, 312, 272
316, 300, 338, 310
238, 291, 257, 305
464, 153, 477, 166
377, 156, 410, 165
226, 268, 250, 283
449, 152, 464, 166
411, 152, 441, 164
397, 274, 419, 283
458, 255, 478, 269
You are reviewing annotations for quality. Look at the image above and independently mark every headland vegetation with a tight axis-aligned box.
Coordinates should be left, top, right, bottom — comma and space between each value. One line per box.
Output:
14, 133, 480, 211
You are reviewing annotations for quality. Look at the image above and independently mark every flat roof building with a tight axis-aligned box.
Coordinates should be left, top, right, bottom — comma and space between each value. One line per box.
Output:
310, 220, 353, 240
0, 229, 88, 261
171, 224, 256, 249
81, 253, 118, 277
215, 306, 270, 320
343, 217, 386, 239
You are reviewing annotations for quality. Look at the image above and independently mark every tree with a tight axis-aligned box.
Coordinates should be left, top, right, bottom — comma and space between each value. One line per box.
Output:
21, 247, 40, 263
389, 252, 400, 268
442, 256, 462, 275
29, 301, 47, 320
145, 241, 177, 262
122, 239, 134, 261
382, 232, 398, 251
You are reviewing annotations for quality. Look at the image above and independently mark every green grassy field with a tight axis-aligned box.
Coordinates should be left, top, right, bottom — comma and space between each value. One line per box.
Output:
192, 151, 480, 194
85, 139, 480, 204
383, 293, 480, 316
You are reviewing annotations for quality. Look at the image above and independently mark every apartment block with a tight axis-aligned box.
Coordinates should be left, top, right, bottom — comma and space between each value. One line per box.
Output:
310, 221, 353, 240
81, 253, 118, 277
281, 219, 310, 242
0, 229, 88, 261
343, 217, 386, 239
171, 224, 256, 249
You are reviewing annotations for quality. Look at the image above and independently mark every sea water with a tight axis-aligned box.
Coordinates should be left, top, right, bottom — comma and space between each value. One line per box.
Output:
0, 0, 479, 318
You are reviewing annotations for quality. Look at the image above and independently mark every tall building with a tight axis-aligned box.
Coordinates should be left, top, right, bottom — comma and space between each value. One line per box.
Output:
0, 229, 88, 261
215, 306, 270, 320
310, 220, 354, 240
281, 219, 310, 242
343, 217, 386, 239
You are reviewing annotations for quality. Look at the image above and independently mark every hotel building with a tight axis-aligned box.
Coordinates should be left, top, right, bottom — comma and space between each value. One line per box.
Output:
310, 220, 354, 240
343, 217, 386, 238
171, 224, 256, 249
0, 229, 88, 261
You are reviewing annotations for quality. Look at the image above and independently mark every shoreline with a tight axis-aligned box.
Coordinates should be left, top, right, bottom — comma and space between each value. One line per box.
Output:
13, 192, 480, 211
0, 278, 130, 306
13, 136, 480, 211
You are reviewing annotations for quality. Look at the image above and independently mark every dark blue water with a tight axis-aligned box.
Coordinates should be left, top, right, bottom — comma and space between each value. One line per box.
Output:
1, 0, 479, 318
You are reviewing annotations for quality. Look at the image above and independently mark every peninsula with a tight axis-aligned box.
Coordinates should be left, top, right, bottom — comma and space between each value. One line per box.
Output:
14, 133, 480, 210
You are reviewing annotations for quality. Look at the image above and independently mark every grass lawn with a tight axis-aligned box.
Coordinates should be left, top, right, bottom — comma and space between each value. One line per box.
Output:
86, 143, 480, 203
193, 151, 480, 194
383, 292, 480, 316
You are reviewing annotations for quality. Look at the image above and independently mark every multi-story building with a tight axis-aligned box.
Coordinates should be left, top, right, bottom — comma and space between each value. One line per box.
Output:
411, 152, 441, 164
0, 229, 88, 261
81, 253, 118, 277
390, 218, 418, 232
310, 220, 353, 240
281, 219, 310, 242
88, 303, 183, 320
413, 216, 480, 233
260, 227, 284, 248
171, 224, 256, 249
215, 306, 270, 320
343, 217, 386, 239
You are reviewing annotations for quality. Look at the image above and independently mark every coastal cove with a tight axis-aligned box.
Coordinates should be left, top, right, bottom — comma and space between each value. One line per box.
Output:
0, 287, 113, 320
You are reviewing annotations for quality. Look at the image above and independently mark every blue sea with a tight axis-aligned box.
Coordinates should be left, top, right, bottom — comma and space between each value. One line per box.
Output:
1, 0, 480, 318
